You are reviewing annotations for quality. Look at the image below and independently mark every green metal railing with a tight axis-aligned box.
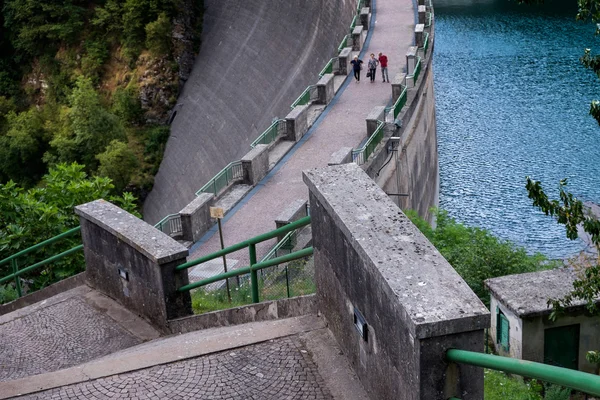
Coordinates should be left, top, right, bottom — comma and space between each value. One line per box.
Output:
385, 87, 407, 121
195, 161, 244, 196
420, 31, 430, 58
176, 216, 312, 303
357, 0, 364, 13
352, 121, 385, 165
408, 57, 422, 84
426, 11, 433, 28
319, 58, 338, 77
338, 35, 350, 52
0, 226, 83, 298
446, 349, 600, 398
154, 214, 182, 236
350, 15, 358, 30
290, 85, 317, 109
251, 119, 286, 148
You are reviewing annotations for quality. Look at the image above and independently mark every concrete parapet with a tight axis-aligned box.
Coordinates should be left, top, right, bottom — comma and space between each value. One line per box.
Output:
303, 164, 489, 400
364, 0, 371, 7
366, 106, 386, 137
418, 5, 427, 24
338, 47, 352, 75
415, 24, 425, 47
360, 7, 370, 31
392, 73, 407, 102
328, 147, 354, 166
275, 199, 308, 243
75, 200, 192, 331
179, 193, 214, 243
316, 74, 335, 105
241, 144, 269, 185
352, 26, 364, 51
406, 46, 418, 87
285, 105, 309, 142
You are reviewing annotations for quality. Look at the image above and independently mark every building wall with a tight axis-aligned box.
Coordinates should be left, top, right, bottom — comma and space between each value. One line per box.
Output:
489, 295, 523, 360
522, 311, 600, 374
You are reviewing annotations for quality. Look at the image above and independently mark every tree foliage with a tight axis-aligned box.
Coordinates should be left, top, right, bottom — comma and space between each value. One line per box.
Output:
96, 140, 139, 193
405, 209, 553, 305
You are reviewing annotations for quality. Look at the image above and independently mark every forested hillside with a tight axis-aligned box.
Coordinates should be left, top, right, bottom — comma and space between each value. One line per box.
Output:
0, 0, 203, 198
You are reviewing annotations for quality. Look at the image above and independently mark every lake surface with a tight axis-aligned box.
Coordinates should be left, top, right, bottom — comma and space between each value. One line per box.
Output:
433, 0, 600, 259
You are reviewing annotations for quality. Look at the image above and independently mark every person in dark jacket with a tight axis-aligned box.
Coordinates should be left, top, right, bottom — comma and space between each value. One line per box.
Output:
350, 55, 363, 83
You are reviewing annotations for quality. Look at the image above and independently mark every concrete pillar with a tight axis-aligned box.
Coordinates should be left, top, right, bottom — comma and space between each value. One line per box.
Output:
274, 199, 308, 243
316, 74, 335, 105
328, 147, 354, 166
366, 106, 386, 137
241, 144, 269, 185
418, 5, 427, 24
338, 47, 352, 75
415, 24, 425, 48
392, 73, 407, 103
179, 193, 214, 243
364, 0, 371, 7
75, 200, 192, 332
406, 46, 418, 87
360, 7, 370, 31
303, 164, 489, 400
285, 105, 309, 142
418, 0, 425, 5
352, 26, 364, 51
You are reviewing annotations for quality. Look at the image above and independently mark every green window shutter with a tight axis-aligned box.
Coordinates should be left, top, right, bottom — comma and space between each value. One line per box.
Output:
499, 313, 510, 352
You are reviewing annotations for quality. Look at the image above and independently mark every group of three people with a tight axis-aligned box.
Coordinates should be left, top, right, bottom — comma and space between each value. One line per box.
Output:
350, 53, 389, 83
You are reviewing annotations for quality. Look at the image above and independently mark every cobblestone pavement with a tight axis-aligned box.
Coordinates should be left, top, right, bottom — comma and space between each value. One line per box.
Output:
18, 337, 333, 400
0, 297, 141, 382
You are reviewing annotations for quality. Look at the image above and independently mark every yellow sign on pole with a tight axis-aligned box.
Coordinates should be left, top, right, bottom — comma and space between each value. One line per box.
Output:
210, 207, 224, 219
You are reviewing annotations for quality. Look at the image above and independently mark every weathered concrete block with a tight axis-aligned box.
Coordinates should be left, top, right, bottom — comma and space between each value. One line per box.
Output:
75, 200, 192, 331
275, 199, 308, 243
179, 192, 214, 243
328, 147, 353, 166
316, 73, 335, 105
303, 164, 489, 400
406, 46, 418, 88
360, 7, 370, 30
364, 0, 371, 7
392, 73, 407, 102
366, 106, 386, 137
241, 144, 269, 185
415, 24, 425, 48
338, 47, 352, 76
418, 5, 427, 24
285, 105, 309, 142
352, 25, 364, 51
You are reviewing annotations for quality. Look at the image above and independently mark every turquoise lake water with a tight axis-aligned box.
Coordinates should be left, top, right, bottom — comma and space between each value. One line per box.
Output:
433, 0, 600, 258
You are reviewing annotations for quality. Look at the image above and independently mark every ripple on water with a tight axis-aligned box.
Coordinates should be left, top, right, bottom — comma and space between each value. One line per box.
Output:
434, 0, 600, 259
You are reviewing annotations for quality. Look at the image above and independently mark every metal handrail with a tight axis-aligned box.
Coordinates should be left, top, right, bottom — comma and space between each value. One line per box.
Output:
350, 15, 358, 31
195, 161, 244, 196
154, 214, 182, 236
408, 57, 422, 83
352, 121, 385, 165
338, 35, 350, 52
426, 11, 433, 28
446, 349, 600, 397
291, 85, 316, 109
0, 226, 81, 266
251, 119, 286, 148
319, 58, 339, 77
420, 32, 430, 58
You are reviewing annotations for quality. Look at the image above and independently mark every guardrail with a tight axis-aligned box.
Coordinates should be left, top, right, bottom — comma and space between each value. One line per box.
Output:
421, 31, 430, 58
338, 34, 350, 52
385, 87, 408, 122
350, 15, 358, 30
352, 121, 385, 165
154, 214, 183, 236
426, 11, 433, 28
251, 119, 286, 148
290, 85, 318, 109
446, 349, 600, 398
176, 216, 312, 303
195, 161, 244, 197
319, 57, 339, 77
0, 226, 83, 298
408, 56, 422, 84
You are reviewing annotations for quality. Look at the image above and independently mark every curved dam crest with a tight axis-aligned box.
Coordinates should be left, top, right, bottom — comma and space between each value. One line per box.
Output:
144, 0, 357, 224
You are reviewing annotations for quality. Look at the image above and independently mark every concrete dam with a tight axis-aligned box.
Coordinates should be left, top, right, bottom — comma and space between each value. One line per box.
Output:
144, 0, 358, 224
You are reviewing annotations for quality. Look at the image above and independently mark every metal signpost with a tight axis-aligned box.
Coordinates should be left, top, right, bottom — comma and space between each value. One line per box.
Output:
210, 207, 231, 303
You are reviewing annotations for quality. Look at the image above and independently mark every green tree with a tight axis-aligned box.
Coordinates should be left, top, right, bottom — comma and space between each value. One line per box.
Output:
145, 13, 172, 57
405, 209, 552, 305
0, 163, 138, 295
96, 140, 139, 192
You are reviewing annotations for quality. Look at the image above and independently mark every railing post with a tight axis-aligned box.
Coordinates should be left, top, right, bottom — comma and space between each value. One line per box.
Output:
249, 244, 259, 303
11, 258, 22, 298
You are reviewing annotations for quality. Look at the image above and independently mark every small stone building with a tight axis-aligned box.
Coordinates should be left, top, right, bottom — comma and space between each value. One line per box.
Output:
485, 268, 600, 374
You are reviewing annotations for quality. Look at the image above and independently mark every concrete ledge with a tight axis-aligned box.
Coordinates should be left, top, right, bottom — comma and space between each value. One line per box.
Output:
168, 294, 316, 334
415, 24, 425, 47
316, 74, 335, 105
0, 273, 87, 316
275, 199, 308, 243
366, 105, 386, 137
328, 147, 353, 166
241, 144, 269, 185
360, 7, 370, 30
352, 26, 364, 51
338, 47, 352, 76
392, 72, 407, 102
180, 193, 214, 243
418, 5, 427, 24
285, 105, 309, 141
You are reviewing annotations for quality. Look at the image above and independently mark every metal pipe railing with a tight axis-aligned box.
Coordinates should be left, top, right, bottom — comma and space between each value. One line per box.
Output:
0, 226, 81, 266
446, 349, 600, 397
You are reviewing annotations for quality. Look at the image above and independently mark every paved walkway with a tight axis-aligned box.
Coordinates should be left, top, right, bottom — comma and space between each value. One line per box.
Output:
189, 0, 416, 267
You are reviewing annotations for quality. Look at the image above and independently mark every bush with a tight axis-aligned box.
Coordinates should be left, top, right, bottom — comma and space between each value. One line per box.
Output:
112, 86, 143, 126
484, 370, 542, 400
96, 140, 139, 193
145, 13, 172, 57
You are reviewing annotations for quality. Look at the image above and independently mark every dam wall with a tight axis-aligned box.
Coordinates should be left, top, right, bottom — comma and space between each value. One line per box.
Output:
144, 0, 358, 224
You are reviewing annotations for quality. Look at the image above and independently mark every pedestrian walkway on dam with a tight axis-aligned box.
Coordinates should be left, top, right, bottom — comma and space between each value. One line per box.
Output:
189, 0, 416, 265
